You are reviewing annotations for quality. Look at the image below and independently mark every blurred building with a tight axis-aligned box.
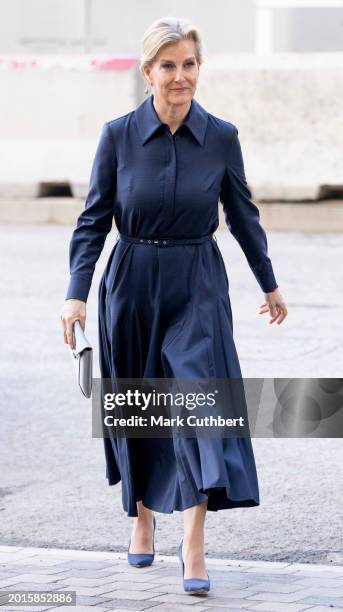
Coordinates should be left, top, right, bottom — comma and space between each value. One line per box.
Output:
1, 0, 342, 206
1, 0, 343, 55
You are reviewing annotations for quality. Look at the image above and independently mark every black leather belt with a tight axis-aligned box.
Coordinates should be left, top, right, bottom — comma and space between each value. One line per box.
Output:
117, 232, 216, 246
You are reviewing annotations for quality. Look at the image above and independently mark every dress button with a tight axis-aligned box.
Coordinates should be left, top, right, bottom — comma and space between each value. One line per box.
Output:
148, 240, 152, 243
163, 240, 167, 244
140, 239, 143, 242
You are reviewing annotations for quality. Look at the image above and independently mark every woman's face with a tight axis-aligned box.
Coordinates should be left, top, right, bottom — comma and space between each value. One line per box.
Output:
144, 39, 200, 106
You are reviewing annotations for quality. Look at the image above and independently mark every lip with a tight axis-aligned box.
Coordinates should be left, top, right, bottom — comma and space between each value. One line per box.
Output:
171, 87, 190, 91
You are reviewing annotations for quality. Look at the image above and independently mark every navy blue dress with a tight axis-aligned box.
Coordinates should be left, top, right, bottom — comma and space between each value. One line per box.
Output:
66, 93, 278, 517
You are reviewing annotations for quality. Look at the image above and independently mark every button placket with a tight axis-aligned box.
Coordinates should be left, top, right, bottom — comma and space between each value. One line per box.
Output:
164, 130, 177, 220
171, 134, 177, 218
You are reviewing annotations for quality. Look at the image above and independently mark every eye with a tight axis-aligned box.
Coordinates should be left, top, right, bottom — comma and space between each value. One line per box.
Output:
161, 61, 196, 69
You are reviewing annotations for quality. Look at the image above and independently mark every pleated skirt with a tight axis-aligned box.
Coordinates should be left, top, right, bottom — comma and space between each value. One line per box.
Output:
98, 235, 260, 517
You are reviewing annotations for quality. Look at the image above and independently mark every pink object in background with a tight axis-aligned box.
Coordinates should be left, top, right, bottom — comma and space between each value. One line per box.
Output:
0, 54, 137, 71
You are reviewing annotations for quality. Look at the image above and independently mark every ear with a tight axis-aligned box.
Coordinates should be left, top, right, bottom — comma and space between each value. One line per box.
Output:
142, 64, 151, 84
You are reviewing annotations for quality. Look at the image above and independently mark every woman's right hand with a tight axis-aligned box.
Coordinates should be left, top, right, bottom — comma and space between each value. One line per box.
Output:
60, 299, 87, 349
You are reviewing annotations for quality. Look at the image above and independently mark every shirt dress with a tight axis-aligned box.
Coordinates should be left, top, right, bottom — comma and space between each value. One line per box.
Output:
66, 93, 278, 517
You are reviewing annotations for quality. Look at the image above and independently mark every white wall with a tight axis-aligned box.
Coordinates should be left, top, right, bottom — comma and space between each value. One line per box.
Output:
1, 52, 342, 200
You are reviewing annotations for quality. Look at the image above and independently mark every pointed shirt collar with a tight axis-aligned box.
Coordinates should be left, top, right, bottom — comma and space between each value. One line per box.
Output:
134, 93, 208, 146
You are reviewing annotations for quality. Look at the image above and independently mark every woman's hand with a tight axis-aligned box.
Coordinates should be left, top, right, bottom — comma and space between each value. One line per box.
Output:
259, 287, 288, 325
60, 299, 86, 348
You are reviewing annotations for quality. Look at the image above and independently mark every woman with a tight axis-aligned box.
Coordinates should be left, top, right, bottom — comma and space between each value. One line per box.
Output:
60, 16, 287, 595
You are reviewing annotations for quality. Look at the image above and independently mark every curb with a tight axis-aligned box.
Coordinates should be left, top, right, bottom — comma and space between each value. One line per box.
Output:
1, 198, 343, 232
1, 546, 343, 574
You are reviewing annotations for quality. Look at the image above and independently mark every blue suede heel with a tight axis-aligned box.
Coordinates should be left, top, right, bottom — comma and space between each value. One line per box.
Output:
177, 538, 210, 594
127, 515, 156, 567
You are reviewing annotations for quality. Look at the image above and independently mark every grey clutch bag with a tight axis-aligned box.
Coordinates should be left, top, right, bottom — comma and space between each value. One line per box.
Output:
70, 319, 93, 398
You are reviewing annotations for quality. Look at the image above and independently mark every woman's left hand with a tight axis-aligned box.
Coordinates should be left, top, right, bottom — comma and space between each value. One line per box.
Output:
259, 287, 288, 325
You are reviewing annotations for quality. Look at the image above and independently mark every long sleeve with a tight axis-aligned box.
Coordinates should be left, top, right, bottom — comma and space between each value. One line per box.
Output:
65, 122, 116, 302
219, 126, 278, 294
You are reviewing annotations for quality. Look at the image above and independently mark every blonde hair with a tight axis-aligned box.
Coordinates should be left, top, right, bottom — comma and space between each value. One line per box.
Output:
139, 16, 203, 94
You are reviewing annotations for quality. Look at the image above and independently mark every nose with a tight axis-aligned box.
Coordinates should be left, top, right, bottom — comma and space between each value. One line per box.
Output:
174, 67, 186, 82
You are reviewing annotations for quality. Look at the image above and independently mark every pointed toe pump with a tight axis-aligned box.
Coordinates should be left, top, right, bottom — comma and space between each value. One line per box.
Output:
177, 538, 211, 595
127, 515, 156, 567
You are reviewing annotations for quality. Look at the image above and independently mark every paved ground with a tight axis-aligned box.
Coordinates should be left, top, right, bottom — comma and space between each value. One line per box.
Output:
1, 545, 343, 611
0, 223, 342, 567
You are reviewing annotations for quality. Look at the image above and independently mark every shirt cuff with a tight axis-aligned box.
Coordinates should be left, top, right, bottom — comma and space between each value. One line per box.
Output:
65, 274, 92, 302
253, 258, 278, 293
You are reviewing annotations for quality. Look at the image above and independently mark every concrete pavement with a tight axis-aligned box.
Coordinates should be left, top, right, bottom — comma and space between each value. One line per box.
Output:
0, 223, 342, 570
1, 545, 343, 611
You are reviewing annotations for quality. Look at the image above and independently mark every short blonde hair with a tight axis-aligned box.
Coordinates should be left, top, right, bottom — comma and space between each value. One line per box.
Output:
139, 16, 203, 94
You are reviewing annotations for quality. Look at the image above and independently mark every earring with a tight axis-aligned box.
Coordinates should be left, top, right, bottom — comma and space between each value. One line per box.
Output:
144, 82, 152, 94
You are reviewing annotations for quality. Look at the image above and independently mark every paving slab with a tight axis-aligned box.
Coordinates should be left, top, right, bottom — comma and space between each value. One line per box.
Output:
1, 545, 343, 611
